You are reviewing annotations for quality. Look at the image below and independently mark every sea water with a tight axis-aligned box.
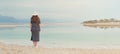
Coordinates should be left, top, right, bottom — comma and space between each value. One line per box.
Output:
0, 23, 120, 48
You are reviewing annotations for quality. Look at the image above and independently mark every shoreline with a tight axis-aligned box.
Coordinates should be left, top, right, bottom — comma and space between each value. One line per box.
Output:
2, 40, 120, 48
1, 39, 120, 49
1, 42, 120, 54
0, 23, 75, 27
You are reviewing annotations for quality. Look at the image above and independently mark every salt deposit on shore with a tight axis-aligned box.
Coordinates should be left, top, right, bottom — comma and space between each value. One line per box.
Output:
1, 42, 120, 54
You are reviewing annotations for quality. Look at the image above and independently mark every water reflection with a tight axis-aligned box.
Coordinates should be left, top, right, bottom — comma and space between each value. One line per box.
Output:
0, 27, 16, 30
83, 25, 120, 29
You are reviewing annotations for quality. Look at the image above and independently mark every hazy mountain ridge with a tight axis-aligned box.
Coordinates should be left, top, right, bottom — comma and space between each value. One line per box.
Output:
0, 15, 17, 23
0, 15, 30, 24
0, 15, 70, 24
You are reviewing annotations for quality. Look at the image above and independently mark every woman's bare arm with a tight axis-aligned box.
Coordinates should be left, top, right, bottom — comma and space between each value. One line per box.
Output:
30, 23, 32, 31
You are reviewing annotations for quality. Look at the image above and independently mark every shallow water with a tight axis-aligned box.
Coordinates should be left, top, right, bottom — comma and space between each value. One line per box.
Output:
0, 23, 120, 48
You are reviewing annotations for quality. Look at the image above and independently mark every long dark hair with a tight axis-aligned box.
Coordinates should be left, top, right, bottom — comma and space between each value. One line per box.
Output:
31, 15, 40, 26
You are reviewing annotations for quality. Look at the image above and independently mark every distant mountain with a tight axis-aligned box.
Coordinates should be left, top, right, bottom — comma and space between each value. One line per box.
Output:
0, 15, 68, 24
0, 15, 29, 24
0, 15, 17, 23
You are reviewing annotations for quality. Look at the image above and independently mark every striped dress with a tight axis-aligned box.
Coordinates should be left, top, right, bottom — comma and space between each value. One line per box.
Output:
31, 23, 40, 41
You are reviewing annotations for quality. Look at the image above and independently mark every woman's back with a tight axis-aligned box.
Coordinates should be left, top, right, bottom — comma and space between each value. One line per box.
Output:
31, 15, 40, 31
31, 23, 40, 31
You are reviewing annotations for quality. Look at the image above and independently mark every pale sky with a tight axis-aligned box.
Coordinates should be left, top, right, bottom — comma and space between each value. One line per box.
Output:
0, 0, 120, 22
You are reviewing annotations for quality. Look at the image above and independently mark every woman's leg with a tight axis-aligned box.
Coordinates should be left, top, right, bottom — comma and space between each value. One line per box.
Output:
33, 41, 38, 47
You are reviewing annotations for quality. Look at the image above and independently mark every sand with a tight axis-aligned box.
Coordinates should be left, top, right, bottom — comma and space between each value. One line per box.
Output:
1, 42, 120, 54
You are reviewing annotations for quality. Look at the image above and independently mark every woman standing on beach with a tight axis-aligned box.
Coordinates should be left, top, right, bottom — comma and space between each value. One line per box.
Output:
30, 14, 41, 47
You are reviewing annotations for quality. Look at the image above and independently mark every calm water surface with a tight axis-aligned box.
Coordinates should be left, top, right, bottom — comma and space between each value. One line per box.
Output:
0, 23, 120, 48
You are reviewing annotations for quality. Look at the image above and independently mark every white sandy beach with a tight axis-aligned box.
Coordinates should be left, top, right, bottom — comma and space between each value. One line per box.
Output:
0, 42, 120, 54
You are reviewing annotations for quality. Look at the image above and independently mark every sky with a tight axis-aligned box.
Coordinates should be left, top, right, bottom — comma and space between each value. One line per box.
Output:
0, 0, 120, 22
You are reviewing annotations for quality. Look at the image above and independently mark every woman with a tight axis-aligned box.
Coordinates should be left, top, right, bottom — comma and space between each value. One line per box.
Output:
30, 15, 41, 47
